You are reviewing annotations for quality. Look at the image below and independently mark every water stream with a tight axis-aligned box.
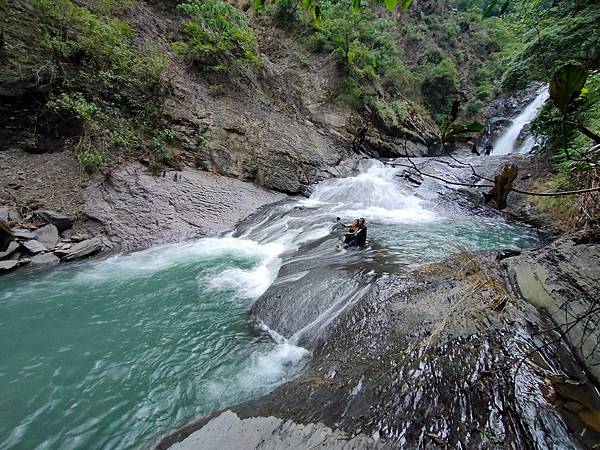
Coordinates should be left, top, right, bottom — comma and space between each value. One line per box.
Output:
0, 161, 541, 449
492, 87, 549, 155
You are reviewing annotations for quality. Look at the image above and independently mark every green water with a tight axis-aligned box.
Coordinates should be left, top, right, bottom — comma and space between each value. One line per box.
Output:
0, 238, 305, 449
371, 218, 541, 264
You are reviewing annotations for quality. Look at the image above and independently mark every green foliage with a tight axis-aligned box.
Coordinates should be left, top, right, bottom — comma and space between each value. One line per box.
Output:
151, 129, 177, 162
420, 58, 459, 123
391, 100, 407, 123
533, 73, 600, 178
12, 0, 169, 173
312, 1, 416, 112
333, 77, 371, 111
369, 97, 397, 128
549, 64, 587, 115
76, 141, 109, 174
501, 1, 600, 91
173, 0, 260, 70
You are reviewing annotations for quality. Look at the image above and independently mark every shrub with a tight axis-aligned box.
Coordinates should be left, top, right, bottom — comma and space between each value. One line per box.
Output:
77, 144, 109, 174
173, 0, 260, 70
420, 58, 459, 122
25, 0, 169, 173
392, 100, 407, 123
501, 1, 600, 90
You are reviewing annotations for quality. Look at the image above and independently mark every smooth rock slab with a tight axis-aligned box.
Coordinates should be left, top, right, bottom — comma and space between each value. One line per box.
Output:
30, 252, 60, 266
0, 241, 19, 260
34, 210, 72, 232
34, 224, 59, 250
62, 237, 102, 261
85, 165, 286, 250
21, 240, 47, 254
169, 411, 390, 450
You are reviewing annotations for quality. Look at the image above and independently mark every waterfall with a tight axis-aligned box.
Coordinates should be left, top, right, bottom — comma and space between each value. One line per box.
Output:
492, 86, 549, 155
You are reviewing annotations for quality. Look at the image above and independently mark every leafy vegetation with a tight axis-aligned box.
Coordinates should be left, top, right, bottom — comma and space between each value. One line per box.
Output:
420, 58, 459, 123
3, 0, 170, 173
311, 1, 415, 105
172, 0, 261, 70
501, 0, 600, 91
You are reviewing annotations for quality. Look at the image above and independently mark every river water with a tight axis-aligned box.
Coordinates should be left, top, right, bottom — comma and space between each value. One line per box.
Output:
0, 161, 540, 449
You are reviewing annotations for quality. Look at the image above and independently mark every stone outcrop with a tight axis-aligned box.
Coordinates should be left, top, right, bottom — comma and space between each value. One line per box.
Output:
0, 241, 19, 259
30, 252, 60, 266
21, 239, 47, 255
164, 246, 600, 450
0, 260, 20, 273
165, 411, 390, 450
84, 165, 285, 251
505, 233, 600, 381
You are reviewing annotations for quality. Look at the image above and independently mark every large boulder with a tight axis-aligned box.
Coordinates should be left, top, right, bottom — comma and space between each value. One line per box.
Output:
62, 237, 102, 261
34, 210, 73, 232
0, 241, 20, 260
34, 224, 59, 250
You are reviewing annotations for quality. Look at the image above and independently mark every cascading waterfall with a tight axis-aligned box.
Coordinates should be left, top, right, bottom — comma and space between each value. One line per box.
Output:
0, 160, 541, 449
492, 86, 549, 155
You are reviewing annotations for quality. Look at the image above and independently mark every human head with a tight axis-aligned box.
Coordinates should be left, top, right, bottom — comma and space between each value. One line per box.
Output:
358, 218, 365, 227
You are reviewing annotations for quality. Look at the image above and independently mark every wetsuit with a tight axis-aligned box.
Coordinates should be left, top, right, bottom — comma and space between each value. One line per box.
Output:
343, 226, 367, 248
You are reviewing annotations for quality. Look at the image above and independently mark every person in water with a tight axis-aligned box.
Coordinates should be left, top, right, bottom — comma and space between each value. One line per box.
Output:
338, 217, 367, 249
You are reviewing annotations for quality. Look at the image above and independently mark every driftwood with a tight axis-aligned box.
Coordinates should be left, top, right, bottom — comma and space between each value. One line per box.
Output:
0, 220, 13, 252
483, 164, 518, 210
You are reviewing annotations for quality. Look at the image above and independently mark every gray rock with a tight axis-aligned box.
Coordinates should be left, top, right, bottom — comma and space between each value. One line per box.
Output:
13, 229, 36, 240
21, 240, 47, 254
34, 210, 72, 232
0, 207, 8, 221
85, 166, 285, 251
0, 241, 19, 260
8, 208, 22, 223
506, 234, 600, 381
30, 252, 60, 266
0, 260, 19, 273
34, 224, 59, 250
168, 411, 389, 450
63, 237, 102, 261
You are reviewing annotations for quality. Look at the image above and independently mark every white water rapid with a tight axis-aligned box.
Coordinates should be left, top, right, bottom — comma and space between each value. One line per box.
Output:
492, 86, 549, 155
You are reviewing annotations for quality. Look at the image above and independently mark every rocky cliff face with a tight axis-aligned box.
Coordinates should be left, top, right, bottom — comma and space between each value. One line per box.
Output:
0, 0, 440, 257
84, 165, 285, 251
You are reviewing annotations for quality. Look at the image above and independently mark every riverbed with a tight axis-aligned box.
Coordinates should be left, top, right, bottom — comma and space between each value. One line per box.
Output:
0, 161, 541, 449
